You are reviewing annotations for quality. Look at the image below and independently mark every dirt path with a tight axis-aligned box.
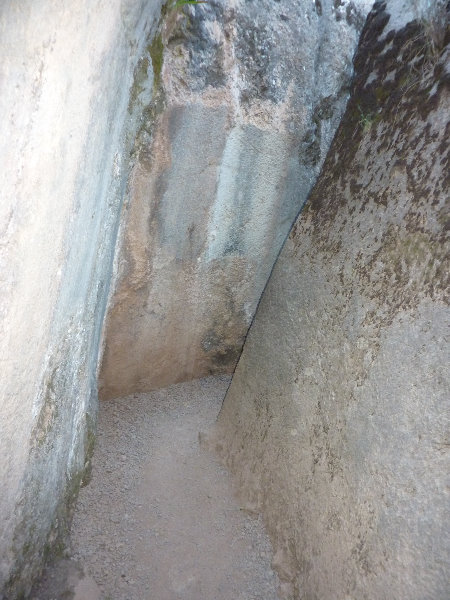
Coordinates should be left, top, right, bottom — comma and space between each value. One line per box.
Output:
33, 376, 280, 600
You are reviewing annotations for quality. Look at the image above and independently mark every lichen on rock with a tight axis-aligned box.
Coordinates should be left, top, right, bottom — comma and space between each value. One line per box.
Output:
213, 2, 450, 598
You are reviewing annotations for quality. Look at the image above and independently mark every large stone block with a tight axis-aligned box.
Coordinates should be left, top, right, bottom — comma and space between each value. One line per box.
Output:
99, 0, 373, 398
0, 1, 162, 596
213, 1, 450, 597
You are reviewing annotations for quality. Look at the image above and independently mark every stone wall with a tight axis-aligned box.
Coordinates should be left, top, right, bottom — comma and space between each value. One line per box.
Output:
213, 1, 450, 598
0, 1, 162, 596
99, 0, 372, 399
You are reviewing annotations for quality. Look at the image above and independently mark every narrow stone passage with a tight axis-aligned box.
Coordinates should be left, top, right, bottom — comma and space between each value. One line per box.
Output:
65, 376, 279, 600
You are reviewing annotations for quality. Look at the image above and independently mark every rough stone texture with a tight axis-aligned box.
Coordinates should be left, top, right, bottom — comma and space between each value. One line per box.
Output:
0, 1, 163, 596
212, 2, 450, 598
99, 0, 373, 399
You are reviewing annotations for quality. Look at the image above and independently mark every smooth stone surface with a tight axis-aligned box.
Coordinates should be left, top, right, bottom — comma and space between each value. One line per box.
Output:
0, 1, 163, 596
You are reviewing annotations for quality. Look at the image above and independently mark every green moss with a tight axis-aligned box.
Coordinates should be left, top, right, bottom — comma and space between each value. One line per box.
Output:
149, 33, 164, 91
128, 19, 166, 117
356, 104, 382, 132
42, 468, 85, 564
128, 56, 151, 112
5, 404, 96, 597
81, 413, 96, 487
375, 85, 390, 103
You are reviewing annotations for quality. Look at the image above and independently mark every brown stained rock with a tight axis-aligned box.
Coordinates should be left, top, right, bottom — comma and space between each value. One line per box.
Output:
99, 0, 372, 398
213, 2, 450, 598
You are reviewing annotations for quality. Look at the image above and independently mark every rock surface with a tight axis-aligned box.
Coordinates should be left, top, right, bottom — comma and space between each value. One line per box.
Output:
0, 1, 163, 596
213, 2, 450, 598
99, 0, 373, 399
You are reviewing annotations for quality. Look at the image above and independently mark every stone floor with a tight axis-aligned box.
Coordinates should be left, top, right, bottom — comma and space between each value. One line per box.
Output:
32, 376, 280, 600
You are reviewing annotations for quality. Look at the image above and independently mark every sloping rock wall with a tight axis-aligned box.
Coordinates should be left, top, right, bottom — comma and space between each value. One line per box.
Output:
0, 1, 162, 596
99, 0, 372, 399
213, 1, 450, 598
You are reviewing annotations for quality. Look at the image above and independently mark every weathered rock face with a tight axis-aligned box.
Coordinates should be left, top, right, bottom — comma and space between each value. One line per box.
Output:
0, 1, 163, 596
99, 0, 372, 399
213, 1, 450, 598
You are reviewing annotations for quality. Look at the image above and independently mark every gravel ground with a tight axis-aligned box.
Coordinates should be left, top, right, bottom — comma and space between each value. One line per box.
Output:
34, 375, 280, 600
